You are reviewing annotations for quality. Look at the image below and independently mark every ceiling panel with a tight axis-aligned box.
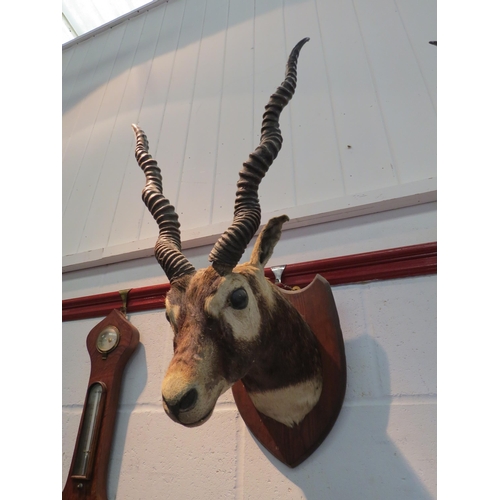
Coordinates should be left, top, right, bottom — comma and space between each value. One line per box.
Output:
62, 0, 152, 44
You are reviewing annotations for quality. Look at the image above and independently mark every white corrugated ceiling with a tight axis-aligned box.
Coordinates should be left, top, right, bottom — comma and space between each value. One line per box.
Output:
62, 0, 152, 44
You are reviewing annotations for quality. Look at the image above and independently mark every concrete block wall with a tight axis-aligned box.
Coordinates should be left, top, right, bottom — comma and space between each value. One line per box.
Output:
62, 272, 436, 499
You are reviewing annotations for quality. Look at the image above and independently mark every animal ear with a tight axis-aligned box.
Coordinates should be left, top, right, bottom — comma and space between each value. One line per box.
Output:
250, 215, 289, 268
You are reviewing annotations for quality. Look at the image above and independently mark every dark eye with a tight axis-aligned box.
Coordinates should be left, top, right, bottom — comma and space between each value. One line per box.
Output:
229, 288, 248, 310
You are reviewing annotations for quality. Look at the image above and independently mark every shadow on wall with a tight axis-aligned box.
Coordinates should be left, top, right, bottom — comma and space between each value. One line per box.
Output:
62, 0, 308, 114
245, 334, 435, 499
106, 342, 148, 494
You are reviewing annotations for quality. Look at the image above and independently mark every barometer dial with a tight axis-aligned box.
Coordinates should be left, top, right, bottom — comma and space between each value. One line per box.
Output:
96, 326, 120, 354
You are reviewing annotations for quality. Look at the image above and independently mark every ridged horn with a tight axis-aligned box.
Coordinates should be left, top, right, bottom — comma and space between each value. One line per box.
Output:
132, 124, 196, 284
208, 37, 309, 276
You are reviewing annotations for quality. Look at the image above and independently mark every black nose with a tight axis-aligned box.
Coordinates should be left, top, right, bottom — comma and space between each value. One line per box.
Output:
179, 388, 198, 410
164, 388, 198, 417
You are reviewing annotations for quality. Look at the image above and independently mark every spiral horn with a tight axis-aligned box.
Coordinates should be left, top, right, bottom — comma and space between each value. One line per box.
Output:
208, 37, 309, 276
132, 124, 196, 284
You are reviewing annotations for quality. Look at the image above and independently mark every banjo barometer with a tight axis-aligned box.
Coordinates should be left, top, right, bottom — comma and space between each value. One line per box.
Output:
63, 306, 140, 500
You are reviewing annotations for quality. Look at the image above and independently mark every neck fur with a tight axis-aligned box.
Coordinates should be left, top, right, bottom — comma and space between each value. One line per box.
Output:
242, 288, 322, 392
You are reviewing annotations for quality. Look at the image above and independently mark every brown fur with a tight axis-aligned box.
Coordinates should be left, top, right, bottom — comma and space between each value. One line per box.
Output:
160, 218, 322, 428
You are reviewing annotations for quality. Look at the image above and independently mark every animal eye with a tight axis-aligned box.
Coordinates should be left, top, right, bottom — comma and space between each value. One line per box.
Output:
165, 311, 171, 323
229, 288, 248, 310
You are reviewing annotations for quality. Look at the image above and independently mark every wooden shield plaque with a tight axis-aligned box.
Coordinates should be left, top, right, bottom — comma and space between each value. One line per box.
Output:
232, 274, 346, 468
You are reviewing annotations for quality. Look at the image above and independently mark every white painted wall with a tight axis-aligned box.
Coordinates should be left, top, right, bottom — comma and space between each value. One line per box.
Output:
62, 0, 436, 272
62, 0, 436, 497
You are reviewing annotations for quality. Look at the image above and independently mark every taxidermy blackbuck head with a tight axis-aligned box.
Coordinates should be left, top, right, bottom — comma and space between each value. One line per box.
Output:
132, 38, 322, 428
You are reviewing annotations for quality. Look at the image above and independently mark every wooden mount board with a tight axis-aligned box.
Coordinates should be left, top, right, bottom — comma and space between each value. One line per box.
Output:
232, 275, 346, 467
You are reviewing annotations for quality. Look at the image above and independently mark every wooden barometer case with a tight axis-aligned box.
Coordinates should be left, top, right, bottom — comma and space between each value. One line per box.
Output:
63, 309, 140, 500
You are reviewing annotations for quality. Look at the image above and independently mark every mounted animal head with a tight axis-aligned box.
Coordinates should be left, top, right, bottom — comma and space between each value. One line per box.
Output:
132, 38, 322, 428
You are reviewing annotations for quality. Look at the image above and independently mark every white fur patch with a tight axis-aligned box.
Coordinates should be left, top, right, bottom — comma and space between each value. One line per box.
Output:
205, 273, 262, 341
247, 377, 322, 427
164, 300, 180, 330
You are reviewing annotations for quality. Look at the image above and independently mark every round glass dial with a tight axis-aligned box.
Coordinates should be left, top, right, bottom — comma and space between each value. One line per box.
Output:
96, 326, 120, 353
